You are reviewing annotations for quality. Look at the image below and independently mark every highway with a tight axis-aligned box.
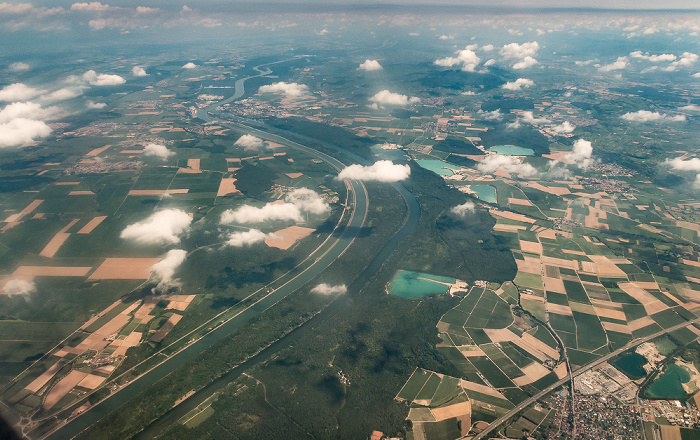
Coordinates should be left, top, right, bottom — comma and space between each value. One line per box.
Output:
471, 317, 700, 440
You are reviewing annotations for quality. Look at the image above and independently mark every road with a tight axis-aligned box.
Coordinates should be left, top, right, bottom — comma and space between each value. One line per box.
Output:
471, 317, 700, 440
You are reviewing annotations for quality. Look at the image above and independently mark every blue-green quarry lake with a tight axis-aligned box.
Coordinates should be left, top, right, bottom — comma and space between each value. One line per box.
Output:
647, 364, 691, 399
415, 160, 461, 176
389, 270, 456, 298
488, 145, 535, 156
471, 185, 497, 204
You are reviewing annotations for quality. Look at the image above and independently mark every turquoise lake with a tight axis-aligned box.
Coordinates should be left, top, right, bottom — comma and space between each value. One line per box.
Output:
471, 185, 497, 203
415, 160, 461, 176
389, 270, 456, 298
647, 364, 691, 399
488, 145, 535, 156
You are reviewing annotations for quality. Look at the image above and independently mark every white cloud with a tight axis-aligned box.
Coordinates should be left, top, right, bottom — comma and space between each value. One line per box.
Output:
477, 155, 537, 176
461, 91, 477, 96
136, 6, 159, 14
234, 134, 264, 150
43, 87, 83, 101
565, 139, 595, 169
512, 56, 538, 69
8, 62, 29, 72
310, 283, 347, 295
121, 209, 192, 244
221, 202, 302, 224
318, 28, 329, 35
0, 83, 44, 101
82, 70, 125, 86
680, 104, 700, 111
358, 59, 382, 71
621, 110, 686, 122
665, 157, 700, 171
500, 41, 539, 59
693, 73, 700, 78
0, 118, 52, 148
435, 49, 480, 72
285, 188, 330, 215
224, 229, 277, 247
0, 3, 33, 14
0, 102, 59, 123
575, 59, 597, 66
70, 2, 112, 12
86, 100, 106, 109
484, 59, 496, 67
369, 90, 419, 106
521, 111, 551, 124
666, 52, 698, 71
482, 44, 495, 52
552, 121, 576, 133
143, 143, 174, 160
478, 109, 502, 120
258, 82, 309, 97
132, 66, 148, 77
182, 62, 197, 69
451, 202, 475, 216
630, 51, 676, 62
501, 78, 534, 91
337, 160, 410, 182
150, 249, 187, 294
439, 35, 453, 40
506, 120, 521, 130
599, 56, 629, 72
2, 279, 35, 296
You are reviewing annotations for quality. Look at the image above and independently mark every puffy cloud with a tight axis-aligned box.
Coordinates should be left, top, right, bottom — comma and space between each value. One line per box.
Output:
132, 66, 148, 77
285, 188, 330, 215
630, 51, 676, 62
150, 249, 187, 294
451, 202, 475, 216
258, 82, 309, 97
337, 160, 410, 182
8, 62, 29, 72
70, 2, 112, 12
435, 49, 480, 72
680, 104, 700, 111
369, 90, 420, 106
358, 59, 382, 71
521, 111, 550, 124
43, 87, 83, 101
0, 83, 44, 101
221, 202, 302, 224
2, 279, 35, 296
310, 283, 347, 295
482, 44, 495, 52
0, 118, 52, 148
500, 41, 539, 59
693, 72, 700, 78
502, 78, 534, 91
565, 139, 595, 169
484, 59, 496, 67
182, 62, 197, 69
513, 56, 538, 69
599, 56, 629, 72
461, 91, 477, 96
234, 134, 264, 150
552, 121, 576, 133
439, 35, 453, 40
82, 70, 125, 86
143, 143, 174, 160
665, 157, 700, 171
665, 52, 698, 71
477, 155, 537, 176
478, 109, 502, 120
0, 3, 33, 14
0, 102, 59, 123
121, 209, 192, 244
224, 229, 277, 247
621, 110, 686, 122
86, 100, 106, 109
136, 6, 159, 14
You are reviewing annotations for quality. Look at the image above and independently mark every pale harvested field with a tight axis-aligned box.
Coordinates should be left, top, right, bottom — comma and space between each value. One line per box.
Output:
681, 287, 700, 302
459, 348, 486, 357
26, 362, 64, 393
485, 328, 557, 362
579, 256, 627, 277
85, 145, 111, 157
89, 258, 160, 280
543, 277, 566, 294
80, 299, 121, 330
618, 283, 668, 315
632, 281, 660, 290
628, 316, 656, 331
684, 259, 700, 268
77, 216, 107, 234
554, 363, 568, 379
39, 233, 70, 258
265, 226, 315, 250
489, 209, 536, 223
128, 189, 189, 196
493, 223, 527, 232
431, 401, 472, 422
521, 293, 545, 302
523, 181, 570, 196
569, 302, 596, 314
13, 266, 91, 277
547, 304, 573, 316
521, 362, 550, 382
660, 425, 682, 440
508, 197, 533, 206
227, 167, 240, 172
150, 314, 182, 342
520, 240, 542, 254
676, 220, 700, 233
43, 370, 87, 410
562, 249, 586, 256
517, 257, 541, 274
286, 172, 303, 179
166, 294, 195, 311
187, 158, 200, 171
521, 333, 560, 360
77, 374, 105, 390
660, 290, 684, 306
512, 375, 533, 387
460, 379, 507, 399
54, 182, 80, 186
68, 190, 95, 195
217, 178, 241, 197
120, 150, 143, 154
93, 314, 130, 338
593, 307, 626, 321
4, 199, 43, 222
541, 256, 578, 270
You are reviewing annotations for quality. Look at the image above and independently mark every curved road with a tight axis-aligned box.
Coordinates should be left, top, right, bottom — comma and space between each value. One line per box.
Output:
470, 317, 700, 440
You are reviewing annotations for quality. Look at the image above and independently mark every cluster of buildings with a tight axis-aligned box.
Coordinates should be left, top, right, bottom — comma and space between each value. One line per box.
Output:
220, 98, 289, 119
579, 177, 635, 198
